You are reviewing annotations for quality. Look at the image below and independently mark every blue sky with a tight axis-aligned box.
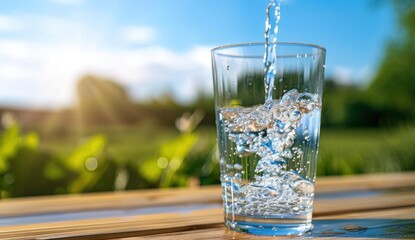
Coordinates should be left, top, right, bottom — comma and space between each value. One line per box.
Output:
0, 0, 396, 108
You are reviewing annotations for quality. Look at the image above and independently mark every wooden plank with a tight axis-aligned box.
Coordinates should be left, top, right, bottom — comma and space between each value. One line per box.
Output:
120, 207, 415, 240
314, 191, 415, 216
317, 206, 415, 220
0, 209, 224, 240
0, 191, 414, 239
0, 186, 222, 218
315, 171, 415, 193
121, 227, 291, 240
0, 172, 413, 219
0, 172, 413, 239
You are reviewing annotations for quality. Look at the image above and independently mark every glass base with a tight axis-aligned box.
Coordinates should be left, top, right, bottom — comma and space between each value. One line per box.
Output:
225, 215, 313, 236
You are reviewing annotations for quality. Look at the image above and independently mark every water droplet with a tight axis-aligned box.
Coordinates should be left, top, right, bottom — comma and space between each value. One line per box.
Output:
234, 173, 242, 180
236, 144, 251, 156
248, 78, 253, 87
291, 110, 301, 120
234, 163, 243, 171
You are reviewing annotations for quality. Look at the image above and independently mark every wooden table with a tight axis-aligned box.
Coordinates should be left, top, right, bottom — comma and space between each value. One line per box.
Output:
0, 172, 414, 239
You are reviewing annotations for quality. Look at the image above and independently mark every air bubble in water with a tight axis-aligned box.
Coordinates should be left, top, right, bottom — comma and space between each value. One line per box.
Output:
234, 163, 243, 171
293, 179, 314, 194
219, 89, 320, 217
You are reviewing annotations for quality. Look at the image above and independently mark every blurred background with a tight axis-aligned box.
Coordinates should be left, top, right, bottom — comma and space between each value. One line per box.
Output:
0, 0, 414, 198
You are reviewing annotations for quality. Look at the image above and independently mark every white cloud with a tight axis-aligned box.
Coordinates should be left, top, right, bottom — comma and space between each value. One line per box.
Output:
0, 15, 21, 32
355, 66, 373, 86
0, 39, 213, 108
333, 66, 353, 85
96, 45, 213, 104
0, 14, 213, 108
121, 26, 158, 45
0, 40, 31, 59
333, 65, 372, 86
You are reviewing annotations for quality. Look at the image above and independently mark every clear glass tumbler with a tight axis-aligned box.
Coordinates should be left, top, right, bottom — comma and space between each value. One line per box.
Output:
211, 42, 326, 236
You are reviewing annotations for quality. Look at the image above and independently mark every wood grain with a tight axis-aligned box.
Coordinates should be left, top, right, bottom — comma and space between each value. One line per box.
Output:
0, 172, 413, 239
314, 191, 415, 216
0, 186, 222, 218
0, 190, 413, 239
315, 171, 415, 193
120, 207, 415, 240
0, 209, 224, 240
0, 172, 413, 218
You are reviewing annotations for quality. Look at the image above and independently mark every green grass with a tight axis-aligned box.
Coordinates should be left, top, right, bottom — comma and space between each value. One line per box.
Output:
318, 127, 415, 175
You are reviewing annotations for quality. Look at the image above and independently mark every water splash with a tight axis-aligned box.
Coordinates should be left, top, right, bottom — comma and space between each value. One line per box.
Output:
264, 0, 281, 105
220, 89, 321, 216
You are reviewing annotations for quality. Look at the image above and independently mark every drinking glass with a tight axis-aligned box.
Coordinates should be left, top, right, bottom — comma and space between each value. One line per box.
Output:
211, 42, 326, 236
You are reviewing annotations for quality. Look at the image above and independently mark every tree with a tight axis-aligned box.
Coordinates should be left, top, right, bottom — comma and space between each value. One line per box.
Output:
76, 75, 138, 125
368, 1, 415, 124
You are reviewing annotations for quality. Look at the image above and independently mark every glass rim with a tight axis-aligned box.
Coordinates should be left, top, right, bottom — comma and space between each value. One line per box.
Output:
211, 42, 326, 57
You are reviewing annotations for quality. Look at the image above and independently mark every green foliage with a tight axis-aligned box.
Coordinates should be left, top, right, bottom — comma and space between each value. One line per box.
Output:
137, 111, 219, 188
2, 112, 415, 198
366, 1, 415, 124
368, 40, 415, 120
66, 135, 114, 193
0, 119, 123, 198
322, 82, 359, 128
0, 121, 64, 198
321, 76, 415, 128
0, 112, 221, 198
0, 123, 21, 172
138, 133, 197, 187
320, 1, 415, 128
